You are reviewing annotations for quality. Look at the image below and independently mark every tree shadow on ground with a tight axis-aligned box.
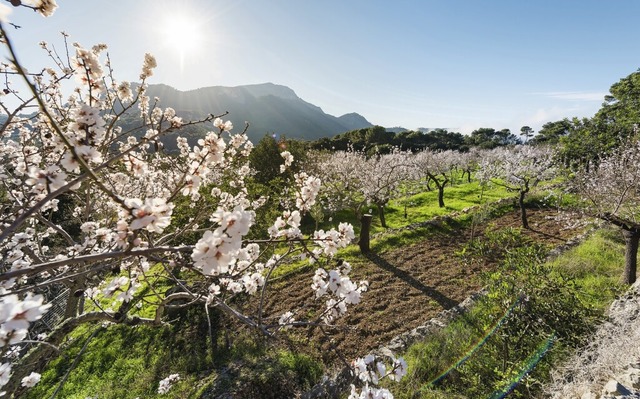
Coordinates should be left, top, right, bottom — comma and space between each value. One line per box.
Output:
527, 227, 566, 242
364, 252, 458, 310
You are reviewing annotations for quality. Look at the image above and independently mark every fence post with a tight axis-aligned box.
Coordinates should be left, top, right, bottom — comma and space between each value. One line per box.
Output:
359, 214, 373, 253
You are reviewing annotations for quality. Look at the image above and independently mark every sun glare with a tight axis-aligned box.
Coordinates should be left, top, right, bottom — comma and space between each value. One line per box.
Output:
160, 14, 204, 71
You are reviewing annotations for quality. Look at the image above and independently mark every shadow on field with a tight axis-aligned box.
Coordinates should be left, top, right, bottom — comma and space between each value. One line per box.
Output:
364, 252, 458, 310
527, 227, 566, 242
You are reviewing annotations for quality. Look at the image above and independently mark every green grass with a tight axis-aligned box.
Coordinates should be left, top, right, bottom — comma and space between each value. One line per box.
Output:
548, 227, 627, 310
24, 322, 210, 399
24, 306, 323, 399
389, 227, 626, 399
272, 179, 515, 278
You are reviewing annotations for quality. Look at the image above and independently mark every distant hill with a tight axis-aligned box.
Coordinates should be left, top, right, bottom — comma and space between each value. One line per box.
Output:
142, 83, 373, 143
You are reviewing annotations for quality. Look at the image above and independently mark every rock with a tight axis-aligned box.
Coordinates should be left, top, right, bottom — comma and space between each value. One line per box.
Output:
621, 369, 640, 390
602, 379, 632, 397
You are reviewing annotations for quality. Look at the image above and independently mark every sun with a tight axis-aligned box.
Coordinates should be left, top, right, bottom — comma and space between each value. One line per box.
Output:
159, 13, 204, 71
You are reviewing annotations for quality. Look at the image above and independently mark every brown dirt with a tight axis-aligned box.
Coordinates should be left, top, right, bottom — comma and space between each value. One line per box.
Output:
261, 207, 584, 365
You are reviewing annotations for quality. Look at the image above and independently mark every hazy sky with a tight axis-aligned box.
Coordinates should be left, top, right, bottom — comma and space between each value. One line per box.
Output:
4, 1, 640, 134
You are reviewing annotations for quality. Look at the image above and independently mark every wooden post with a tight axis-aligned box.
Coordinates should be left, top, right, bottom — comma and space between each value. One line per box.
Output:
359, 214, 373, 253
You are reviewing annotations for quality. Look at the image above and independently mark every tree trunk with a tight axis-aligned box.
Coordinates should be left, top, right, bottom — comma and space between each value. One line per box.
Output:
359, 214, 373, 253
377, 204, 387, 228
623, 229, 640, 284
438, 185, 445, 208
63, 276, 86, 320
519, 189, 529, 229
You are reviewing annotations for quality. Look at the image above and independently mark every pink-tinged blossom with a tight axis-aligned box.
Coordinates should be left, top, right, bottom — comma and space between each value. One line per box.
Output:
124, 197, 173, 233
117, 81, 133, 102
268, 210, 302, 239
193, 132, 227, 165
192, 229, 236, 275
140, 53, 157, 79
210, 207, 254, 238
25, 166, 67, 193
388, 357, 408, 381
213, 117, 233, 132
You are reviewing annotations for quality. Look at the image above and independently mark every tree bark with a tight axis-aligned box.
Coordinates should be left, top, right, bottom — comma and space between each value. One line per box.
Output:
519, 189, 529, 229
437, 185, 445, 208
359, 214, 373, 253
623, 229, 640, 284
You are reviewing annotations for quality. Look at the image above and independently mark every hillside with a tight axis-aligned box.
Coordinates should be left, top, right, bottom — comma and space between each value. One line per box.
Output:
142, 83, 373, 143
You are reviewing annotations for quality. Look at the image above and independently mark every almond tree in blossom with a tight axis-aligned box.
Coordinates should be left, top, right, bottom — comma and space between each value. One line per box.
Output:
412, 149, 460, 208
306, 148, 368, 219
0, 5, 405, 397
359, 149, 413, 228
573, 140, 640, 284
477, 145, 556, 229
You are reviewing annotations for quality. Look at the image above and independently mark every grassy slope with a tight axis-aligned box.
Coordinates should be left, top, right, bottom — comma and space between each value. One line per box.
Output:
391, 228, 626, 399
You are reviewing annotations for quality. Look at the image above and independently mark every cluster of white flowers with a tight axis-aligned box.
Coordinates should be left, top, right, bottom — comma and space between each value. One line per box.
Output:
294, 172, 321, 212
192, 206, 256, 276
20, 372, 41, 388
311, 261, 367, 323
213, 117, 233, 132
279, 150, 294, 173
140, 53, 157, 79
348, 355, 408, 399
0, 293, 51, 391
72, 44, 106, 94
278, 311, 295, 329
122, 197, 174, 233
268, 210, 302, 239
157, 373, 180, 394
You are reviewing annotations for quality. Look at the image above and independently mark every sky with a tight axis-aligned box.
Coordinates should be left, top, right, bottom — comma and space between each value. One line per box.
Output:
3, 0, 640, 135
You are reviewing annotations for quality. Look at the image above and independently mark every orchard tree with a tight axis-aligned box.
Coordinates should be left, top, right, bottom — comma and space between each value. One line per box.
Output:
478, 146, 556, 229
458, 147, 482, 183
573, 140, 640, 284
0, 5, 406, 398
360, 149, 412, 228
306, 148, 367, 218
412, 149, 460, 208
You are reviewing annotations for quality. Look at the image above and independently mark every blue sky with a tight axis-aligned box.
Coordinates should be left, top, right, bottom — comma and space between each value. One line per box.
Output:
4, 1, 640, 134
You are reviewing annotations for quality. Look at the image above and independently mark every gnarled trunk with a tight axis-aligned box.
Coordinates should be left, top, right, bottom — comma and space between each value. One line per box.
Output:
437, 185, 446, 208
519, 186, 530, 229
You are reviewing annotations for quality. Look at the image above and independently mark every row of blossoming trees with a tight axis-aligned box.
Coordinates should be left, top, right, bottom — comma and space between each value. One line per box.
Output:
305, 145, 556, 231
2, 2, 640, 398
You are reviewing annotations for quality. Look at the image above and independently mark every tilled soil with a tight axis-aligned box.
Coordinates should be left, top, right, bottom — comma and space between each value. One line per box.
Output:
261, 207, 584, 364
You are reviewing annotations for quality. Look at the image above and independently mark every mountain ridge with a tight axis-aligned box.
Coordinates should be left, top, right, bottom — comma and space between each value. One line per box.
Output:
141, 82, 374, 142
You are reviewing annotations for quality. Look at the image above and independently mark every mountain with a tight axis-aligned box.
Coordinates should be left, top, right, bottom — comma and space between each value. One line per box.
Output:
142, 83, 373, 143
